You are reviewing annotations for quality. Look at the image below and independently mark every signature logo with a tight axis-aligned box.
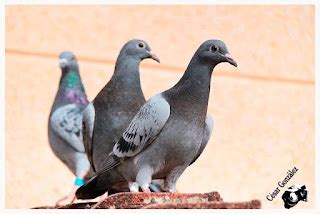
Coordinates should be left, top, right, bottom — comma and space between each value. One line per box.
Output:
266, 167, 298, 202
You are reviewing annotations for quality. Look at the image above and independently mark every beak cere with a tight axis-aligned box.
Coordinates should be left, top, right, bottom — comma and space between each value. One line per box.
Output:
225, 53, 237, 67
59, 58, 68, 68
148, 51, 160, 63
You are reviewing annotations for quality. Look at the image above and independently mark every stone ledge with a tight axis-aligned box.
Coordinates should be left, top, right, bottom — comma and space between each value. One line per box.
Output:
94, 191, 222, 209
144, 200, 261, 209
33, 191, 261, 209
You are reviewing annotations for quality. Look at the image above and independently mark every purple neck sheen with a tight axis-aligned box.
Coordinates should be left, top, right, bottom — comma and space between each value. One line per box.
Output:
64, 87, 88, 105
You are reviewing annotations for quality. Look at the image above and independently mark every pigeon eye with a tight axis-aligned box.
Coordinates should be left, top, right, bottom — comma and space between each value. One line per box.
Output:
138, 43, 145, 48
210, 45, 219, 52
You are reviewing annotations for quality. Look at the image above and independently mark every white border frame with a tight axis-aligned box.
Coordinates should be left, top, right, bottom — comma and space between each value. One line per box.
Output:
1, 1, 318, 213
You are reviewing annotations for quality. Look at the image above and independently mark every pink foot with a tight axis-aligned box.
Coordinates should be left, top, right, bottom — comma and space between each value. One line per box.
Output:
142, 188, 151, 193
55, 186, 77, 206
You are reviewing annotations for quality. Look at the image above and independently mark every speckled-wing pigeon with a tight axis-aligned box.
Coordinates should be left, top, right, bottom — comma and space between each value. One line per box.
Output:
48, 51, 91, 204
76, 39, 237, 199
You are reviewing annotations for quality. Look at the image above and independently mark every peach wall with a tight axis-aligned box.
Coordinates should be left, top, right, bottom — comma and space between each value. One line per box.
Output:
5, 5, 314, 208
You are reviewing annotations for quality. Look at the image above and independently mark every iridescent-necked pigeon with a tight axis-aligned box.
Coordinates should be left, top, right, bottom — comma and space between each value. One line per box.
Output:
48, 51, 91, 204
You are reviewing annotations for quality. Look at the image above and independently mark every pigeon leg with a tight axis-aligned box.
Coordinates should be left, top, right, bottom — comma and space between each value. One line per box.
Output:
142, 187, 151, 193
164, 166, 187, 192
56, 169, 89, 206
55, 184, 78, 206
128, 182, 139, 192
136, 165, 153, 193
149, 179, 165, 192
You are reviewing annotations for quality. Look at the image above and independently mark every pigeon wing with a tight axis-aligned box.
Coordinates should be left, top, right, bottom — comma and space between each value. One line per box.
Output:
99, 95, 170, 172
114, 95, 171, 157
50, 103, 85, 153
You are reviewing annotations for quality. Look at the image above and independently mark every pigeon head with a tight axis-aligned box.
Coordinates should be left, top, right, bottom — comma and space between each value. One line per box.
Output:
120, 39, 160, 63
59, 51, 78, 70
196, 40, 237, 67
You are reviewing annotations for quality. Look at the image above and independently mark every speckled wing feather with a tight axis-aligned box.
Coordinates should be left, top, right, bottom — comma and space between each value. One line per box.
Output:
99, 95, 170, 172
50, 103, 85, 153
114, 95, 170, 157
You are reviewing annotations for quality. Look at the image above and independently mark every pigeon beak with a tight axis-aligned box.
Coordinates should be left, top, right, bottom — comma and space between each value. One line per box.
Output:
225, 53, 237, 67
148, 51, 160, 63
59, 58, 68, 68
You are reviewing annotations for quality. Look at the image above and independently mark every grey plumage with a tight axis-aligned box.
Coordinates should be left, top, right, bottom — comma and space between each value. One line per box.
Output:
76, 39, 237, 199
50, 104, 85, 153
82, 102, 95, 168
189, 115, 214, 165
83, 40, 160, 173
113, 95, 170, 158
48, 51, 90, 179
81, 40, 160, 195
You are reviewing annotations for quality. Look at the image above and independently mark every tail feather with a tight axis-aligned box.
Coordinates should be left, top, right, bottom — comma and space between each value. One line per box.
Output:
83, 167, 95, 182
76, 169, 123, 199
99, 153, 123, 174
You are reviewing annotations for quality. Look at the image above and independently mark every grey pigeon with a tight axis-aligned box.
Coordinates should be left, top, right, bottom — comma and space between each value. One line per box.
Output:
76, 39, 237, 199
82, 39, 160, 193
48, 51, 91, 204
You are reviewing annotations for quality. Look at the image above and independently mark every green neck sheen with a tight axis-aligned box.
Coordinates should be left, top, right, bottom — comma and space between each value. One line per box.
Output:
61, 70, 81, 89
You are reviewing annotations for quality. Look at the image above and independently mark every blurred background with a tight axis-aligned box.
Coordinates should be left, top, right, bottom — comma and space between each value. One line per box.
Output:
5, 5, 314, 208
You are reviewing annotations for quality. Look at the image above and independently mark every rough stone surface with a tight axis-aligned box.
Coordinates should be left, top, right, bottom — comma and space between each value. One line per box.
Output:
144, 200, 261, 209
33, 192, 261, 209
94, 192, 222, 209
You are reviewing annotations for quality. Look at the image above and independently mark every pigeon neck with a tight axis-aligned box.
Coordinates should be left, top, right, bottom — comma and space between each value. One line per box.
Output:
56, 68, 88, 106
166, 56, 216, 115
112, 56, 142, 86
177, 56, 216, 91
60, 68, 83, 89
185, 55, 217, 76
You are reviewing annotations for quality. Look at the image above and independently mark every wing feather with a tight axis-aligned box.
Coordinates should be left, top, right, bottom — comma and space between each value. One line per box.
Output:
113, 95, 170, 157
99, 95, 170, 171
50, 104, 85, 153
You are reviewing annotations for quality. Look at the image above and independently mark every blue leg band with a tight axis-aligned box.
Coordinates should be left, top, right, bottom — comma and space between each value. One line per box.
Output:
74, 177, 84, 186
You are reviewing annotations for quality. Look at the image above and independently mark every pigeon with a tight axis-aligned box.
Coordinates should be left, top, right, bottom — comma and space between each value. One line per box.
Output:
81, 39, 160, 194
48, 51, 92, 205
76, 39, 237, 199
